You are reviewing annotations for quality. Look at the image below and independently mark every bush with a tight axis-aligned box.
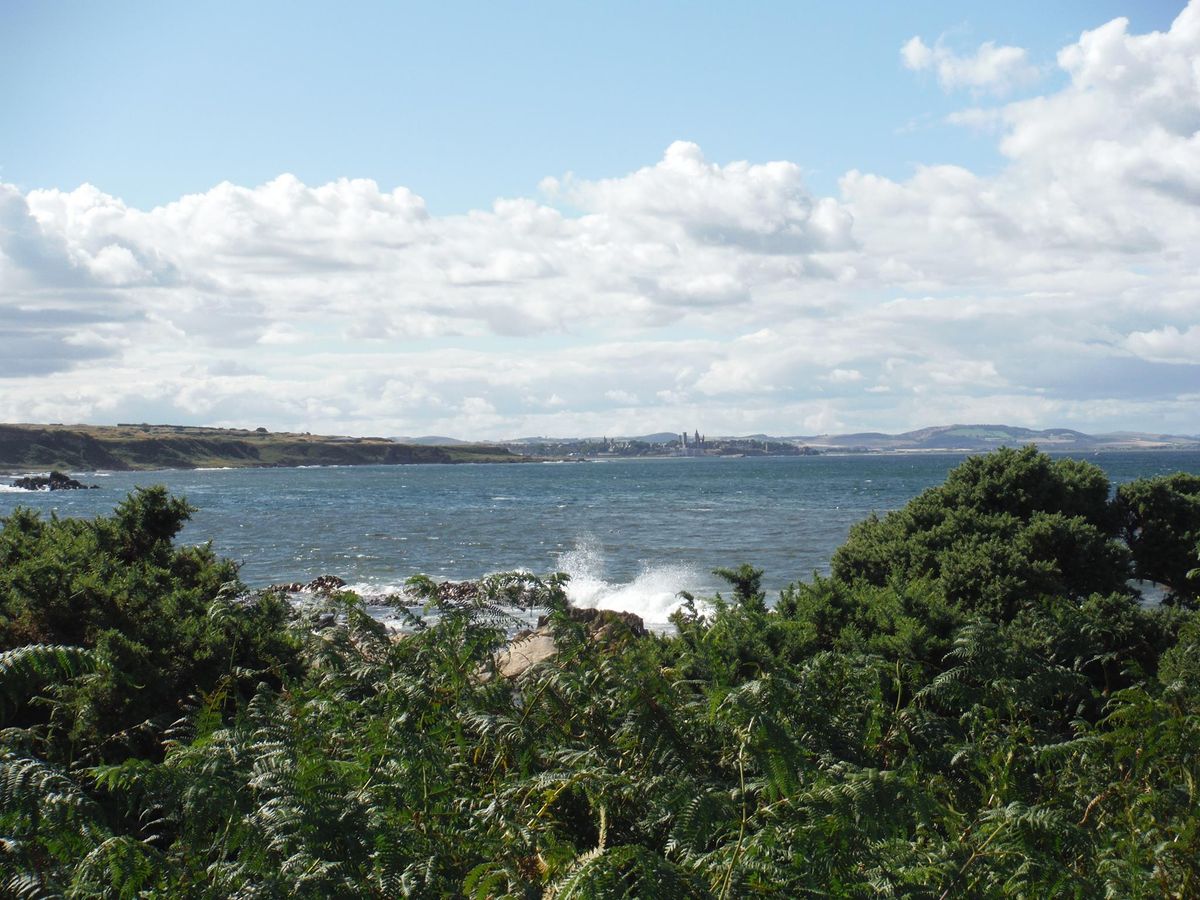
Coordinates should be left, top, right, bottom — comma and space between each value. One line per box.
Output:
1115, 472, 1200, 604
830, 446, 1132, 620
0, 486, 300, 760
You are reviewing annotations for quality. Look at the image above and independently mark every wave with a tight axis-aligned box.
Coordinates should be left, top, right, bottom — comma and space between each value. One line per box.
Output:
291, 540, 705, 633
557, 537, 704, 627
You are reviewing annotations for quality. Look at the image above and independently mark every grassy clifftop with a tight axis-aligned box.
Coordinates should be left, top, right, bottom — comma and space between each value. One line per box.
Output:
0, 423, 525, 471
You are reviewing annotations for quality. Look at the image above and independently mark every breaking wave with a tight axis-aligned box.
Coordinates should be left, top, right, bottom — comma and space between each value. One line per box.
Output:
557, 537, 706, 628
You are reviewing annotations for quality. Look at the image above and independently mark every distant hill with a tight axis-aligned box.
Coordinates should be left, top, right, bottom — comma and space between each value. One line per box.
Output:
498, 424, 1199, 453
0, 424, 526, 472
389, 435, 472, 446
492, 424, 1200, 454
507, 432, 705, 446
627, 432, 683, 444
791, 424, 1200, 452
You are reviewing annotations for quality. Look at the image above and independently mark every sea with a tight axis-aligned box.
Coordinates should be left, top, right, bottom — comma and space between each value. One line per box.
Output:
3, 452, 1199, 628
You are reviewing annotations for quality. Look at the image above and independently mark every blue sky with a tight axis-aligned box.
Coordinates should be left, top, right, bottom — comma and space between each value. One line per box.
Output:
1, 1, 1197, 437
0, 1, 1183, 211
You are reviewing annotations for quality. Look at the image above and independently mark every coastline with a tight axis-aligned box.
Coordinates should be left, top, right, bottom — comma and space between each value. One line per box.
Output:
0, 423, 532, 473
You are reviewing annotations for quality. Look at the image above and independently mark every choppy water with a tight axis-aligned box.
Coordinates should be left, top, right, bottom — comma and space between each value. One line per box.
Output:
4, 452, 1199, 627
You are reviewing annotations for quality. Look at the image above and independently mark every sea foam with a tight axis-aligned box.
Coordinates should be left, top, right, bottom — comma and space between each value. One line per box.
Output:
557, 537, 705, 628
334, 538, 705, 632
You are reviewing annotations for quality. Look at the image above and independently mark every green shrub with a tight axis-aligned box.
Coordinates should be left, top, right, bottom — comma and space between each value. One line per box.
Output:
0, 486, 300, 760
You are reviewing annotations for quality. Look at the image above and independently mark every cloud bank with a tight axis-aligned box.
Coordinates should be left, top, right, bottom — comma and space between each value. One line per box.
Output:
2, 4, 1198, 438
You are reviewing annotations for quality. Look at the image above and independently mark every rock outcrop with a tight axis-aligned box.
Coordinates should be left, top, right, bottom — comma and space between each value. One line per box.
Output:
10, 471, 98, 491
538, 606, 647, 638
268, 574, 348, 594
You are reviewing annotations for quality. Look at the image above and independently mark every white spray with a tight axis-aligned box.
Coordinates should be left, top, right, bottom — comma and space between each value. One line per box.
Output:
556, 537, 706, 628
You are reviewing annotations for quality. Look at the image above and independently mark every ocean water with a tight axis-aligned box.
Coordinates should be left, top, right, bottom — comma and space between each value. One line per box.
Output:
4, 452, 1199, 627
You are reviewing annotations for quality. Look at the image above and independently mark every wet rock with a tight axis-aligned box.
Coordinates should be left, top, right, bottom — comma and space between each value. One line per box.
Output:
537, 606, 646, 638
268, 581, 307, 593
304, 574, 347, 594
11, 471, 98, 491
433, 578, 541, 608
266, 574, 348, 594
436, 580, 481, 603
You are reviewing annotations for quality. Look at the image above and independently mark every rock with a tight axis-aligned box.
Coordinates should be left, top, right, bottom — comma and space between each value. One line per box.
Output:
303, 575, 347, 593
433, 578, 541, 608
493, 631, 559, 679
489, 606, 647, 681
11, 470, 98, 491
267, 581, 307, 593
537, 606, 646, 638
265, 574, 347, 594
437, 580, 481, 603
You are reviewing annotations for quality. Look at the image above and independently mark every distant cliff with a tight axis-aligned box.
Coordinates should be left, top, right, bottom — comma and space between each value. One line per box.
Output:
0, 424, 525, 472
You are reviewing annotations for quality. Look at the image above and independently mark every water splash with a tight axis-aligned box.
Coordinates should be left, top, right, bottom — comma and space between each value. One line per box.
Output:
272, 539, 707, 633
557, 537, 704, 627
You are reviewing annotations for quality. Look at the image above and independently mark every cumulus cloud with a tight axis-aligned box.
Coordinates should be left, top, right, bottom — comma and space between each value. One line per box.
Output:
2, 5, 1199, 437
547, 141, 855, 254
1126, 325, 1200, 365
902, 35, 1040, 95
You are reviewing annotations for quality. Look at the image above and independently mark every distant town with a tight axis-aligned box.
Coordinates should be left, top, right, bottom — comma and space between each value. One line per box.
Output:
501, 430, 819, 459
492, 424, 1200, 458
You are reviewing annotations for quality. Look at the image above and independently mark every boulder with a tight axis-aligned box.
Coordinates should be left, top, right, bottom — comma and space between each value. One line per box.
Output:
489, 606, 647, 680
493, 631, 559, 679
537, 606, 646, 638
11, 470, 98, 491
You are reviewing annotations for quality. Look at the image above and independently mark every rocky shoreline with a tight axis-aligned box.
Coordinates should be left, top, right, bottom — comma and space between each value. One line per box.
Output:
269, 574, 647, 679
9, 470, 99, 491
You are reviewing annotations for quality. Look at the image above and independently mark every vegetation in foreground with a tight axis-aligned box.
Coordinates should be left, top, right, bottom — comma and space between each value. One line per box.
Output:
2, 447, 1199, 897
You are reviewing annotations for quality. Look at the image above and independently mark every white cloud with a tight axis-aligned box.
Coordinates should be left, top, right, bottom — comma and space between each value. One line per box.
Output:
549, 141, 855, 254
902, 35, 1040, 95
2, 5, 1199, 437
604, 389, 639, 405
825, 368, 863, 384
1126, 325, 1200, 365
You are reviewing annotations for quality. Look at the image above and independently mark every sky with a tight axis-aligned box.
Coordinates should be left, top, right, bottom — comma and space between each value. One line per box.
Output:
0, 0, 1197, 438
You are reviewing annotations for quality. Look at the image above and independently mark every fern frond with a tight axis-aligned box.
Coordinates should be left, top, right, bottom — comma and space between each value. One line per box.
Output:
0, 645, 95, 722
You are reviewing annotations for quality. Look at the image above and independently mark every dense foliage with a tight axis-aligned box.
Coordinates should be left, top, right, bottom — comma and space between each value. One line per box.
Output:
0, 487, 299, 763
2, 448, 1198, 897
